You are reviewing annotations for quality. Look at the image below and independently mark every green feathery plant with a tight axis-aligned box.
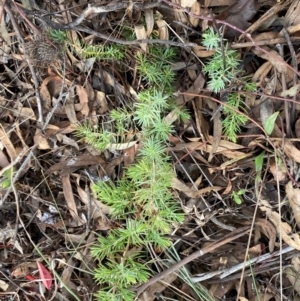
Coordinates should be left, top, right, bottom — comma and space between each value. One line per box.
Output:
136, 47, 177, 90
47, 29, 125, 60
77, 42, 189, 300
202, 27, 256, 142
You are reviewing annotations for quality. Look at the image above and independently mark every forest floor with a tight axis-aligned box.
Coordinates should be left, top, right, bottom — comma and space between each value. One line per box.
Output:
1, 0, 300, 301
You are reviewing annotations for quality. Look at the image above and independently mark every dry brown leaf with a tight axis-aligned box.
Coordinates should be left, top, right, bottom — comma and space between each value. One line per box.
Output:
295, 118, 300, 138
62, 175, 84, 225
0, 279, 8, 291
60, 259, 76, 291
177, 73, 206, 105
40, 76, 63, 110
156, 18, 169, 41
285, 257, 300, 296
76, 183, 112, 218
11, 262, 37, 278
254, 31, 278, 42
254, 218, 276, 252
282, 141, 300, 164
189, 1, 201, 27
209, 108, 222, 162
286, 181, 300, 228
145, 9, 154, 37
57, 134, 79, 150
281, 84, 300, 97
108, 141, 138, 151
269, 157, 286, 182
34, 129, 56, 150
210, 281, 234, 299
172, 177, 224, 197
252, 61, 273, 89
139, 273, 177, 301
45, 154, 105, 175
94, 90, 108, 114
135, 25, 148, 52
218, 0, 257, 38
285, 0, 300, 27
246, 0, 293, 35
192, 96, 209, 140
123, 143, 137, 167
65, 95, 78, 124
0, 128, 17, 161
169, 139, 246, 159
252, 46, 287, 73
193, 45, 215, 58
0, 223, 15, 243
285, 266, 300, 296
13, 107, 36, 121
76, 85, 89, 118
172, 0, 188, 25
97, 70, 129, 96
260, 202, 300, 250
0, 3, 10, 45
58, 0, 78, 42
4, 65, 32, 90
0, 150, 9, 168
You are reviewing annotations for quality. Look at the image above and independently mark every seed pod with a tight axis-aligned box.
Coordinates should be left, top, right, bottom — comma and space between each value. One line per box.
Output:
25, 39, 61, 66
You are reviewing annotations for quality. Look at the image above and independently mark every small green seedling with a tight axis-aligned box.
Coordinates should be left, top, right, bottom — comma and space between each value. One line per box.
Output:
232, 189, 245, 204
263, 111, 279, 135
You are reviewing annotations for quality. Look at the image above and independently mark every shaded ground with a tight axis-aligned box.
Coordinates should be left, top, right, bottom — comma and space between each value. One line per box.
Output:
1, 0, 300, 300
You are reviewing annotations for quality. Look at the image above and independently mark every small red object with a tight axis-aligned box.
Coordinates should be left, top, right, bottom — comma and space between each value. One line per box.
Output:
36, 261, 53, 290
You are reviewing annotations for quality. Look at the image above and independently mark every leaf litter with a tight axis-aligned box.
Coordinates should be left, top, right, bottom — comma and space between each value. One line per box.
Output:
0, 0, 300, 300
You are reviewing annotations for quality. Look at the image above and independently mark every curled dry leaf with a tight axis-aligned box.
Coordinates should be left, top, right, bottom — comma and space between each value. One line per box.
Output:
260, 199, 300, 250
145, 9, 154, 37
252, 61, 273, 89
254, 218, 276, 252
252, 46, 287, 74
40, 76, 63, 110
62, 174, 84, 225
156, 18, 169, 41
135, 25, 148, 52
286, 181, 300, 228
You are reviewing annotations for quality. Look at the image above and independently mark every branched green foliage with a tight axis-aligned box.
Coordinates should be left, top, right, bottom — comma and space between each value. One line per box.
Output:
202, 28, 256, 142
47, 29, 124, 60
77, 43, 188, 300
81, 44, 124, 60
47, 29, 66, 44
136, 47, 177, 89
222, 93, 248, 142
